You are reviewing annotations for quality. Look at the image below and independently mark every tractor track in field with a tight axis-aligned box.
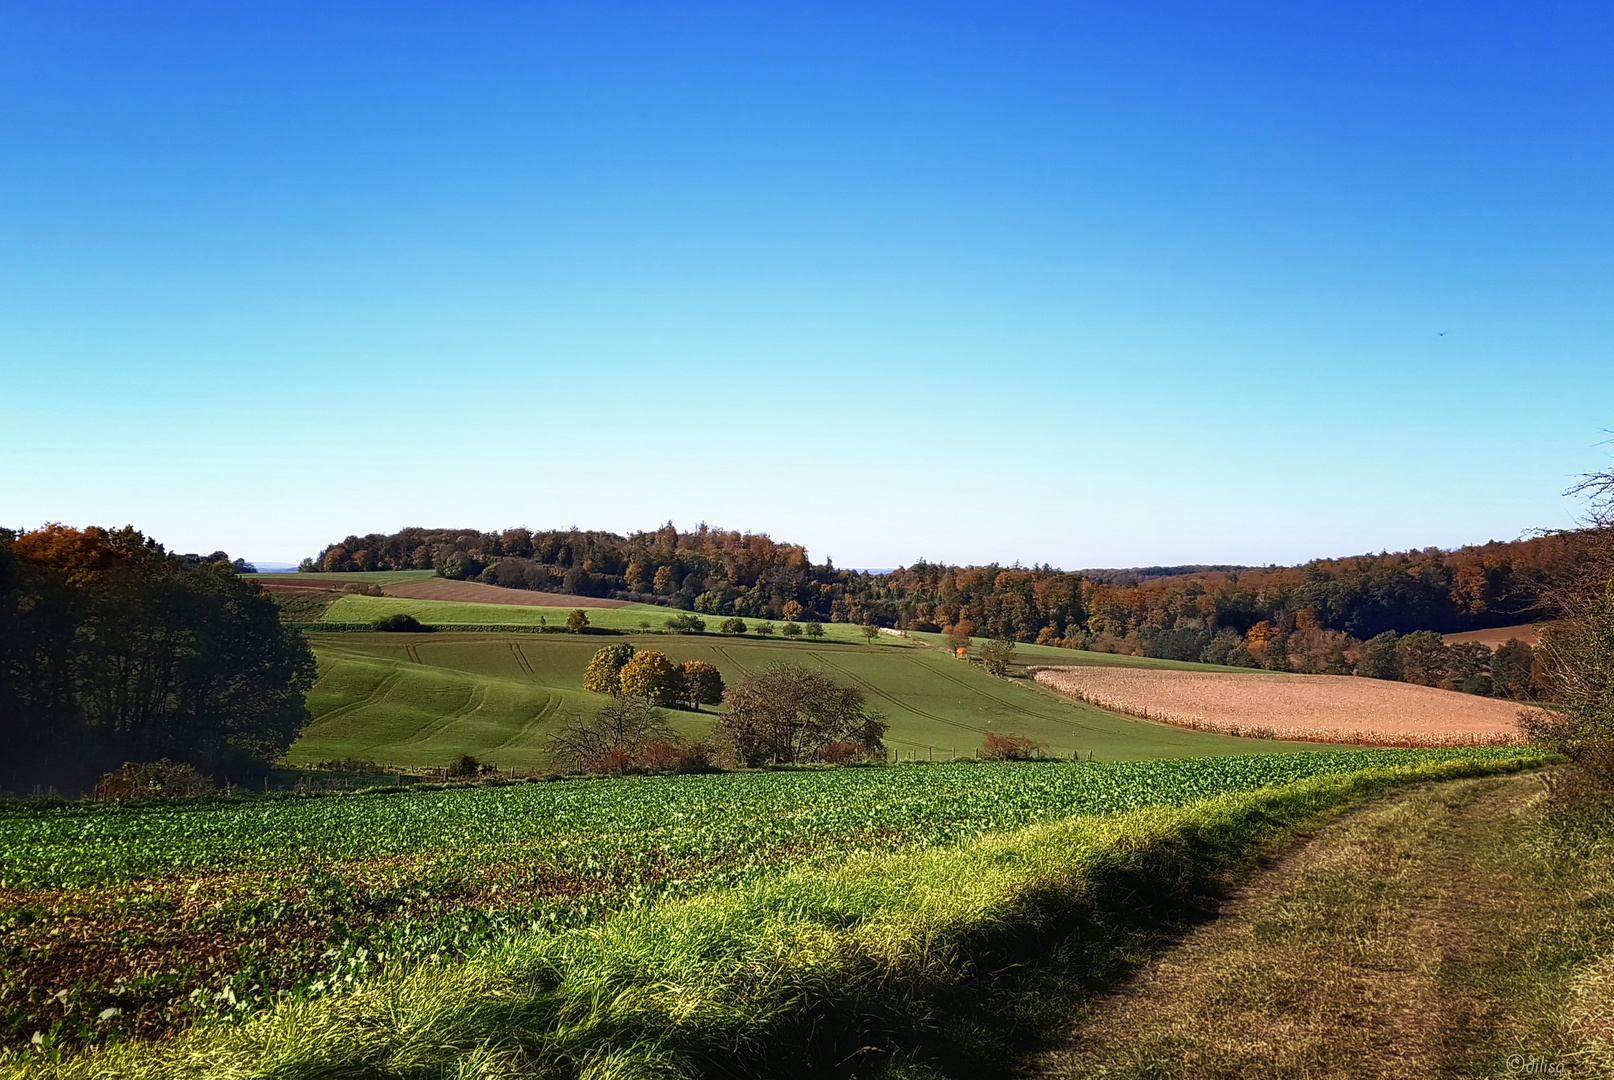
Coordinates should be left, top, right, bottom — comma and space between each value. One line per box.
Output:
406, 683, 487, 745
406, 644, 423, 664
710, 645, 753, 677
509, 641, 535, 676
307, 667, 406, 727
921, 658, 1095, 727
810, 653, 993, 737
491, 694, 561, 752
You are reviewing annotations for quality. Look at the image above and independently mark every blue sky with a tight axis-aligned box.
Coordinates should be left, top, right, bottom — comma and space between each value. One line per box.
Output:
2, 2, 1610, 569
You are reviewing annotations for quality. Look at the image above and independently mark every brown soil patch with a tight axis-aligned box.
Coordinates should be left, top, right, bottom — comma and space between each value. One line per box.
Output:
1035, 667, 1526, 747
1444, 622, 1551, 650
255, 579, 344, 594
379, 578, 629, 608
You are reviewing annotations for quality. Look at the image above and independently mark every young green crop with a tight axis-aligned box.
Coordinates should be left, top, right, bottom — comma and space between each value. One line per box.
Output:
0, 748, 1543, 1055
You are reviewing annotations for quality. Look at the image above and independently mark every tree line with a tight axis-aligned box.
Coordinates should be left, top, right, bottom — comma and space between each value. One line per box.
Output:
0, 526, 316, 794
304, 523, 1590, 660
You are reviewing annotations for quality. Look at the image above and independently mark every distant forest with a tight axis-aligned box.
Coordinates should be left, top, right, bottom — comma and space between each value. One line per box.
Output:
308, 524, 1586, 650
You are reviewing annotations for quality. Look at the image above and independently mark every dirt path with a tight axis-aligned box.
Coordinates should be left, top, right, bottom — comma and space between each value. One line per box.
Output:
1027, 772, 1603, 1079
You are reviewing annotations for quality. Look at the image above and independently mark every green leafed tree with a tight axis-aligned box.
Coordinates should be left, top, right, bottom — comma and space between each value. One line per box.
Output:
980, 637, 1016, 676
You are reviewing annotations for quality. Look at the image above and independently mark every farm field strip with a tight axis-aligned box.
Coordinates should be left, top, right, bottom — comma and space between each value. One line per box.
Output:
1036, 666, 1530, 746
0, 750, 1544, 1062
289, 633, 1324, 767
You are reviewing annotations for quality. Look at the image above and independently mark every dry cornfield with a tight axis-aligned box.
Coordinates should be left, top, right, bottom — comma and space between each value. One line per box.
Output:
1034, 666, 1530, 747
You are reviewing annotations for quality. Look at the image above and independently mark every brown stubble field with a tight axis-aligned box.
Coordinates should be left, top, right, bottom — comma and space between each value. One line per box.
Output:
1034, 666, 1528, 747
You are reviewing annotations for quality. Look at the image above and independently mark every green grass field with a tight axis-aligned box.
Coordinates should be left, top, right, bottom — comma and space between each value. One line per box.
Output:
4, 751, 1542, 1077
290, 624, 1315, 769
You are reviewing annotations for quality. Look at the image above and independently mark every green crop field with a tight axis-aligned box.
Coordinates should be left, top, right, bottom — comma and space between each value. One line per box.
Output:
0, 748, 1541, 1070
287, 627, 1314, 769
318, 593, 888, 640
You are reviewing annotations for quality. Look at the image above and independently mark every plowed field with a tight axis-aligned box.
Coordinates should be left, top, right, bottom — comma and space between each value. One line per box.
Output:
380, 579, 627, 607
1034, 667, 1528, 746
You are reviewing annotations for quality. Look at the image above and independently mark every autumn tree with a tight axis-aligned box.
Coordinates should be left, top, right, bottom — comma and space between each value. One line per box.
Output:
782, 600, 803, 621
861, 621, 880, 645
717, 664, 887, 765
0, 526, 316, 793
582, 643, 637, 695
618, 650, 682, 704
546, 698, 675, 773
566, 608, 590, 633
680, 660, 725, 706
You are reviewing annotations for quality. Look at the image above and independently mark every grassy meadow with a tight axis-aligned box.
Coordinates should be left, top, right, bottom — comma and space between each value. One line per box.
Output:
289, 625, 1317, 768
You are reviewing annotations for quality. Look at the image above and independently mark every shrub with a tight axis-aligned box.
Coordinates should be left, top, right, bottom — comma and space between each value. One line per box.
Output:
817, 740, 865, 765
546, 699, 676, 773
980, 733, 1041, 761
372, 613, 430, 632
719, 617, 748, 635
981, 637, 1016, 676
446, 753, 484, 778
582, 643, 637, 695
781, 622, 803, 638
805, 622, 825, 638
94, 760, 215, 801
666, 613, 707, 633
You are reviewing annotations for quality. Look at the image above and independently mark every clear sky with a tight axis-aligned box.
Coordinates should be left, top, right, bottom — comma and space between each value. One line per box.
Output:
3, 2, 1610, 570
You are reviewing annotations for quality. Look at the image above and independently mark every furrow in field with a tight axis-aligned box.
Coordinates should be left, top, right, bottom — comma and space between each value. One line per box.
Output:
306, 667, 406, 728
810, 653, 992, 736
491, 694, 561, 752
403, 683, 485, 745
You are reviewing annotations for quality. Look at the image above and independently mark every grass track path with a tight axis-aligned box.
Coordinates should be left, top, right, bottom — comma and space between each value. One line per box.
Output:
1027, 771, 1591, 1079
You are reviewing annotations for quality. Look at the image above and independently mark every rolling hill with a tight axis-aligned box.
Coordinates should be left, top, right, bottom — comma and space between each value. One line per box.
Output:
287, 621, 1315, 769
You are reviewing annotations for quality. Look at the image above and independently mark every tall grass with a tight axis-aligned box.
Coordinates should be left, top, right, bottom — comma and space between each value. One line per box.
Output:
11, 755, 1540, 1080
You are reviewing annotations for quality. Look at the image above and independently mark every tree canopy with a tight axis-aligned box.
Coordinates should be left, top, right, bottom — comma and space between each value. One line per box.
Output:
716, 664, 887, 766
0, 525, 316, 793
